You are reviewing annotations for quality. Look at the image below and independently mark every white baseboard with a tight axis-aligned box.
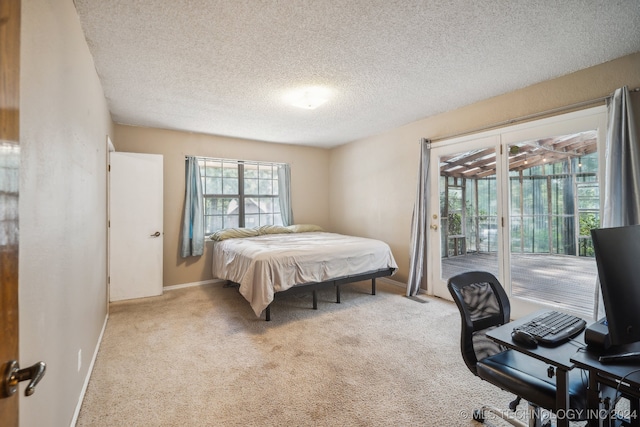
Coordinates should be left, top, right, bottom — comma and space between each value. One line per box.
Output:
378, 276, 431, 296
163, 278, 226, 292
378, 276, 406, 289
70, 313, 109, 427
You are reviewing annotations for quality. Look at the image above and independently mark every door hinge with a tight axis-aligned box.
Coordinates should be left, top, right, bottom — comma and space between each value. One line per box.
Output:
108, 164, 111, 172
500, 145, 503, 155
502, 217, 505, 227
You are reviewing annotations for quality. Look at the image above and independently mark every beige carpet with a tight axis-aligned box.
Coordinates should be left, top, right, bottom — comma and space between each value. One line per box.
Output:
77, 280, 547, 426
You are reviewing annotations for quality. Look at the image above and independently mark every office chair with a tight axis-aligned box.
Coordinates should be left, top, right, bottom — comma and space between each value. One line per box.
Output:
448, 271, 587, 427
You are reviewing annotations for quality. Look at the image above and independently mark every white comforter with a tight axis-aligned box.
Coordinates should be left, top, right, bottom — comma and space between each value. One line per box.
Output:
211, 232, 398, 316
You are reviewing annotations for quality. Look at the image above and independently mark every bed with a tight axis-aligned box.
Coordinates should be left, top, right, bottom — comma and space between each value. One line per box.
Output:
211, 225, 398, 320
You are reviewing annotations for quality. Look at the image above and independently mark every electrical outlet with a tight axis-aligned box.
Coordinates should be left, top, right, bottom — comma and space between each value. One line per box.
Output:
78, 349, 82, 372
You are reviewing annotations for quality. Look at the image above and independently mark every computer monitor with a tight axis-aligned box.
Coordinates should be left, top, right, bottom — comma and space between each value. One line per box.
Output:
591, 224, 640, 348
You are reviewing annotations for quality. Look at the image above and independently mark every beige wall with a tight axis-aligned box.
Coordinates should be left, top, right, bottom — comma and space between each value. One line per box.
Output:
112, 125, 330, 287
20, 0, 113, 425
329, 52, 640, 285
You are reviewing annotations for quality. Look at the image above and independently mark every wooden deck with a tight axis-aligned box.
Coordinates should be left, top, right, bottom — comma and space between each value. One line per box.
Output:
442, 252, 597, 317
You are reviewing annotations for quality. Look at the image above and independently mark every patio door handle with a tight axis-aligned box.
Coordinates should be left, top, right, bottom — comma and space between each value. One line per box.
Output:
430, 224, 438, 230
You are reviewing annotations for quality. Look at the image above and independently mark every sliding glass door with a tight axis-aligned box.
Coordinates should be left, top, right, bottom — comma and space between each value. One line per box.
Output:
428, 107, 607, 319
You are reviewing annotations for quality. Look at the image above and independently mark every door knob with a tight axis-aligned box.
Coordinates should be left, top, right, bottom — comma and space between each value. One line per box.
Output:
430, 224, 438, 230
3, 360, 46, 397
150, 231, 161, 237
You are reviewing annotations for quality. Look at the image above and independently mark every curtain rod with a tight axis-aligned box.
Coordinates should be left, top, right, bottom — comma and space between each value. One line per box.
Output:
427, 87, 640, 144
185, 155, 287, 166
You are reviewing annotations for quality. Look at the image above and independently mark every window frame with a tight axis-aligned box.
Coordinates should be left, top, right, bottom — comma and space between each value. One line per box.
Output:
198, 157, 285, 234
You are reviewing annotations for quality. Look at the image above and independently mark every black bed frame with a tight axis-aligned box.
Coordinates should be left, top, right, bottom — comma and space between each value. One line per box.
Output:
263, 268, 395, 321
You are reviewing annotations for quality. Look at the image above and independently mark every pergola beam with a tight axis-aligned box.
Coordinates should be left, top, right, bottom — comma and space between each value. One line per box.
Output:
439, 131, 597, 178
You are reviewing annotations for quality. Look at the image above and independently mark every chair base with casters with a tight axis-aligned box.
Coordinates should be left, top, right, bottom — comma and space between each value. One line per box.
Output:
471, 403, 546, 427
470, 394, 535, 427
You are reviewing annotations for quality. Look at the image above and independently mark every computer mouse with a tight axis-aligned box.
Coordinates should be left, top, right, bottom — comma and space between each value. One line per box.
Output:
511, 329, 538, 348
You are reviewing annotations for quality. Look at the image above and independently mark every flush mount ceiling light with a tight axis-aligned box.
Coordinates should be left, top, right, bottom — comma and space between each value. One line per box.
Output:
285, 86, 332, 110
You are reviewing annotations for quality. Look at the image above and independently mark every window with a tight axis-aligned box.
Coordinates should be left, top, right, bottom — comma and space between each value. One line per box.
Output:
198, 158, 284, 234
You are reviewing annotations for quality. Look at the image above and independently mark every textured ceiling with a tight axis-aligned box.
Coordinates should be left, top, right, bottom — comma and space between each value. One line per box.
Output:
73, 0, 640, 148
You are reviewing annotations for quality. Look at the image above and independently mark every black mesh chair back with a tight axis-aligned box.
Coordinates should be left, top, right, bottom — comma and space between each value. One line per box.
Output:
447, 271, 510, 376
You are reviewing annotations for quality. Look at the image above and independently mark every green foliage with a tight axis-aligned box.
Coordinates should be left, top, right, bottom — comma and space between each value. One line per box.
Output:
579, 213, 600, 236
579, 212, 600, 257
448, 213, 461, 235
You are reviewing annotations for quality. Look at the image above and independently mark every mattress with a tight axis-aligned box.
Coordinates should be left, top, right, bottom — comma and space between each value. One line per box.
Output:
211, 231, 398, 316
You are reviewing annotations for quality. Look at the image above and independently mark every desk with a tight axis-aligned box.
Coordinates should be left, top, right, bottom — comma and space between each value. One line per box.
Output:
571, 343, 640, 427
487, 310, 586, 427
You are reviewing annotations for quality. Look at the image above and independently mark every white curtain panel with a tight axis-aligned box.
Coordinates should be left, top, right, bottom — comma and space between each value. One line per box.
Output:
407, 139, 431, 296
593, 86, 640, 318
277, 164, 294, 226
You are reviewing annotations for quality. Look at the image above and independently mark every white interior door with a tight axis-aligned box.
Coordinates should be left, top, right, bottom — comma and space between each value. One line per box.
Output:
109, 152, 164, 301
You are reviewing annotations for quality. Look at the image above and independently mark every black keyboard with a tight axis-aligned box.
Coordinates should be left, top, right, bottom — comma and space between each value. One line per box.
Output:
514, 310, 586, 346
